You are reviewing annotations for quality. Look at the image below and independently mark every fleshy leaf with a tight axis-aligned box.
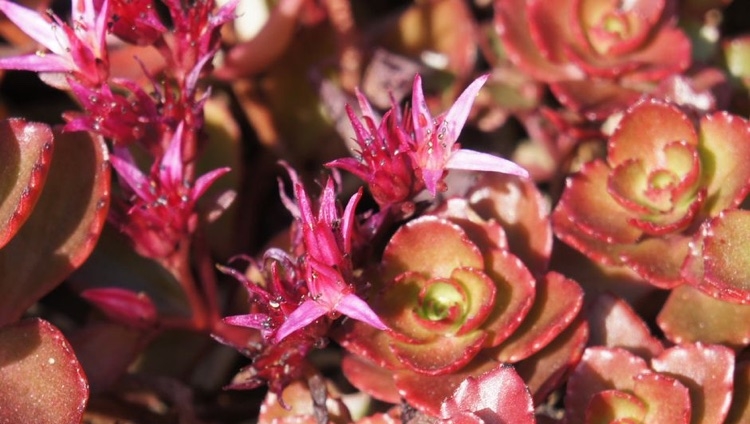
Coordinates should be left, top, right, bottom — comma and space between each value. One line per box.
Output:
390, 330, 487, 375
0, 318, 88, 424
341, 353, 400, 404
393, 357, 499, 417
489, 272, 583, 362
585, 390, 646, 423
468, 172, 552, 273
382, 216, 484, 282
565, 347, 650, 424
0, 119, 53, 249
658, 284, 750, 348
515, 319, 588, 403
619, 235, 691, 289
587, 292, 664, 359
607, 100, 698, 169
726, 361, 750, 424
440, 364, 535, 423
683, 210, 750, 304
698, 112, 750, 215
554, 160, 642, 245
0, 130, 110, 325
633, 372, 691, 423
651, 343, 735, 424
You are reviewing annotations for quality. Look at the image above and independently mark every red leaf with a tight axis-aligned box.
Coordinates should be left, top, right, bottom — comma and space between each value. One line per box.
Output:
0, 119, 53, 248
440, 364, 535, 423
0, 318, 88, 424
0, 130, 110, 325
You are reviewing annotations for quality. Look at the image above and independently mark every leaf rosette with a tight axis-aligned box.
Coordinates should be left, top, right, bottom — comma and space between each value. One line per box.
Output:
495, 0, 691, 117
339, 175, 586, 416
553, 99, 750, 307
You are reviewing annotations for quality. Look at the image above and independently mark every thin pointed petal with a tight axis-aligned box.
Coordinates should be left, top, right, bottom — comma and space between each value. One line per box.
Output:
109, 155, 152, 200
0, 54, 70, 73
442, 75, 489, 143
335, 293, 388, 330
411, 74, 433, 145
0, 0, 69, 56
274, 299, 328, 343
423, 169, 444, 197
192, 167, 231, 202
341, 189, 362, 253
160, 123, 184, 184
446, 149, 530, 178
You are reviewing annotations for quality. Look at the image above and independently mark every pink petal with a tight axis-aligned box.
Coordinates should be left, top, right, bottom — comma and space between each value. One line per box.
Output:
446, 149, 529, 178
411, 74, 433, 148
273, 299, 328, 343
0, 0, 69, 56
191, 167, 231, 203
335, 293, 388, 331
442, 75, 489, 146
160, 122, 185, 185
109, 154, 152, 201
0, 54, 71, 73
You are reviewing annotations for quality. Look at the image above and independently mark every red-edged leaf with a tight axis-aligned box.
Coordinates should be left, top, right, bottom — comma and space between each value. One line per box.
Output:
390, 330, 487, 375
0, 318, 88, 424
683, 210, 750, 304
440, 364, 534, 423
651, 343, 735, 424
490, 272, 583, 362
585, 390, 646, 423
554, 160, 642, 245
467, 172, 553, 274
494, 0, 583, 82
698, 112, 750, 216
382, 216, 483, 283
620, 235, 691, 289
550, 80, 642, 120
658, 284, 750, 348
588, 292, 664, 359
394, 356, 499, 417
565, 347, 650, 424
481, 249, 536, 346
726, 360, 750, 424
0, 130, 110, 325
516, 319, 588, 404
608, 100, 698, 168
341, 354, 400, 404
0, 119, 53, 249
633, 372, 691, 424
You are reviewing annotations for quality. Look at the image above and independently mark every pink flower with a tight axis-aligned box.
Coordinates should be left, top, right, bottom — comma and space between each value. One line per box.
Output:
329, 74, 530, 204
0, 0, 110, 86
273, 167, 387, 342
327, 89, 420, 209
407, 74, 529, 195
109, 122, 229, 258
